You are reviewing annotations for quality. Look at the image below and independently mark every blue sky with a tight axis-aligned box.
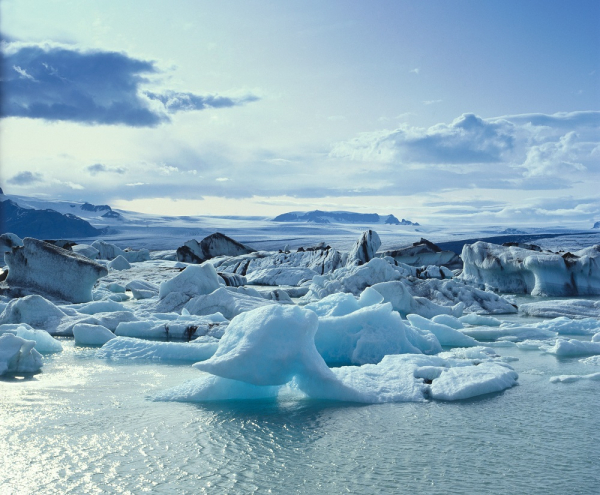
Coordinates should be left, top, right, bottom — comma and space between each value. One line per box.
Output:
1, 0, 599, 226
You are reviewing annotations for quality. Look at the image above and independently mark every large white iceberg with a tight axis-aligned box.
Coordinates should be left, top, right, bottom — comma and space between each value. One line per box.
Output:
157, 305, 518, 403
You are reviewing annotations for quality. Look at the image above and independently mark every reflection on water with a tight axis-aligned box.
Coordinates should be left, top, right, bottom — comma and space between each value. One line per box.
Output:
1, 341, 599, 494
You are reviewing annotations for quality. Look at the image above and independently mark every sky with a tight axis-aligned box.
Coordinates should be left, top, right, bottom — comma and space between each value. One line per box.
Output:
1, 0, 599, 227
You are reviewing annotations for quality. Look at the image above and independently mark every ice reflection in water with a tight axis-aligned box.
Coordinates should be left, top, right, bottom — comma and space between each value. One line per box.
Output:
1, 340, 599, 494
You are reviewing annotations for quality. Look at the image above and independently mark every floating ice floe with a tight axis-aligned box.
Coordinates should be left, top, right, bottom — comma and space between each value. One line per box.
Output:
316, 302, 441, 366
4, 238, 108, 303
401, 277, 516, 315
73, 323, 116, 346
519, 299, 600, 319
126, 280, 159, 300
0, 323, 62, 352
0, 333, 43, 375
461, 242, 600, 296
183, 287, 274, 320
245, 267, 317, 286
97, 336, 218, 362
406, 314, 479, 347
108, 255, 131, 271
459, 323, 557, 342
159, 264, 221, 299
580, 355, 600, 366
155, 304, 518, 403
71, 244, 99, 260
543, 337, 600, 357
115, 313, 228, 340
371, 281, 464, 319
0, 295, 66, 331
549, 373, 600, 383
303, 258, 414, 301
431, 314, 464, 329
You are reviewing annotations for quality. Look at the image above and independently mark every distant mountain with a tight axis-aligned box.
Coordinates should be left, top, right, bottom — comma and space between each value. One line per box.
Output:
273, 210, 419, 225
0, 199, 104, 239
80, 202, 112, 212
594, 221, 600, 229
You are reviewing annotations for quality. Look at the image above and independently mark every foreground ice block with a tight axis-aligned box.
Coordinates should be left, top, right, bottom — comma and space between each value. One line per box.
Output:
0, 324, 62, 353
0, 333, 43, 375
4, 238, 108, 303
158, 304, 518, 403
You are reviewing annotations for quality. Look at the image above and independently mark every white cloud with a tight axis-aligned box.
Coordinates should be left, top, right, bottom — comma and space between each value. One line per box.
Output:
521, 132, 588, 177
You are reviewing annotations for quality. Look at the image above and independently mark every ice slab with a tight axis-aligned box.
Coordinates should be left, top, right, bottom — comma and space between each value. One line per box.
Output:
73, 323, 115, 346
519, 299, 600, 319
98, 336, 218, 362
549, 372, 600, 383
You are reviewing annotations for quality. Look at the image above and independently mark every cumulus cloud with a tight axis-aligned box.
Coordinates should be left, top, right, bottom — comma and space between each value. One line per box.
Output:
521, 132, 588, 177
7, 171, 43, 185
86, 163, 127, 175
330, 113, 515, 165
1, 42, 259, 126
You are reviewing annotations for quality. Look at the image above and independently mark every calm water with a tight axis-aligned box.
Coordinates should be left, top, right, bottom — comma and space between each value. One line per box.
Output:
1, 338, 599, 494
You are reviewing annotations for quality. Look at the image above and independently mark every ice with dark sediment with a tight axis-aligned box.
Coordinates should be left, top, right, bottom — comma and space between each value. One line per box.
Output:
461, 242, 600, 296
4, 238, 108, 303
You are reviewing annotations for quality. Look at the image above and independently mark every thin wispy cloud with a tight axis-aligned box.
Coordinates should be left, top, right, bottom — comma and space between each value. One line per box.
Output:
86, 163, 127, 175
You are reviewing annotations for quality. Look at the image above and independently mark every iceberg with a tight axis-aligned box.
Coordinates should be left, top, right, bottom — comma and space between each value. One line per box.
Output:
158, 305, 517, 403
0, 333, 43, 375
158, 264, 221, 299
544, 338, 600, 357
5, 237, 108, 303
406, 314, 479, 347
73, 323, 116, 346
0, 323, 63, 353
184, 287, 274, 320
519, 299, 600, 319
108, 255, 131, 271
549, 373, 600, 383
461, 242, 600, 296
315, 303, 438, 366
371, 281, 463, 319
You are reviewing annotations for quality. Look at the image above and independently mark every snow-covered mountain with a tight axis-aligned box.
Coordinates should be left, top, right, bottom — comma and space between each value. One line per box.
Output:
273, 210, 419, 225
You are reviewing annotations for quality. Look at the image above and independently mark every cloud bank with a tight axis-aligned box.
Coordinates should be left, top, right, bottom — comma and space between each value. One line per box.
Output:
1, 42, 259, 126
